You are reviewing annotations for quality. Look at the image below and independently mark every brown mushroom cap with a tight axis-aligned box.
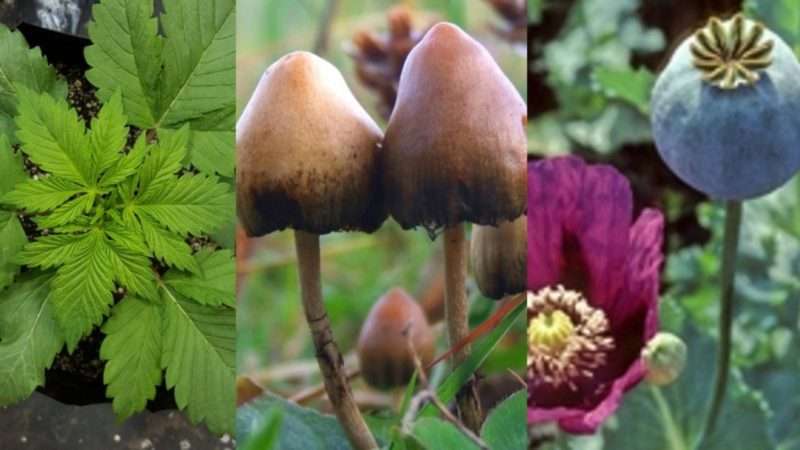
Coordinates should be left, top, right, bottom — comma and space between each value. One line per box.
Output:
382, 22, 527, 232
470, 215, 526, 300
357, 288, 435, 390
236, 51, 387, 237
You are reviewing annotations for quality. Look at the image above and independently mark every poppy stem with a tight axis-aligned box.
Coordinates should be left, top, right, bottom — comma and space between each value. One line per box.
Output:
701, 200, 743, 442
294, 231, 378, 450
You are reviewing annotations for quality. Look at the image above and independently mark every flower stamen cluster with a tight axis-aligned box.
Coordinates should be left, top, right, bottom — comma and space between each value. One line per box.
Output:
528, 286, 614, 391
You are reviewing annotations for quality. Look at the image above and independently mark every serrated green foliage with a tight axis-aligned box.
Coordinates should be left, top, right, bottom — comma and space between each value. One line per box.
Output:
85, 0, 235, 176
0, 211, 25, 291
164, 248, 235, 306
0, 135, 27, 289
101, 296, 162, 420
15, 84, 95, 185
130, 173, 234, 236
5, 86, 232, 347
0, 274, 63, 404
0, 25, 67, 143
161, 287, 235, 434
0, 134, 27, 198
0, 0, 236, 432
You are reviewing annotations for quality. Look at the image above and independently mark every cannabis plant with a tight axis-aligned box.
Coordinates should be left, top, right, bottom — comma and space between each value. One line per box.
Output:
0, 0, 235, 435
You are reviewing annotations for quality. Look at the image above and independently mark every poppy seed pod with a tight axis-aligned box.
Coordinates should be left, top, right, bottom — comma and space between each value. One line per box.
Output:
357, 288, 435, 390
236, 51, 386, 236
382, 22, 527, 232
651, 14, 800, 200
471, 216, 526, 300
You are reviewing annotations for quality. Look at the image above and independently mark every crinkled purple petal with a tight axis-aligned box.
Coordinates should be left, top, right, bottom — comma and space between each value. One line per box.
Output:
527, 156, 633, 308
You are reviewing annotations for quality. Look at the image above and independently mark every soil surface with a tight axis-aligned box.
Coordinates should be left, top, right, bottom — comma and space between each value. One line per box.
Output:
0, 392, 234, 450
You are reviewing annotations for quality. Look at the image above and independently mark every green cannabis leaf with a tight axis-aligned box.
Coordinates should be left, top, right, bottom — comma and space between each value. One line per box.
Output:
0, 274, 64, 404
162, 284, 236, 434
2, 88, 231, 349
0, 26, 67, 143
0, 135, 27, 290
85, 0, 235, 177
101, 296, 163, 420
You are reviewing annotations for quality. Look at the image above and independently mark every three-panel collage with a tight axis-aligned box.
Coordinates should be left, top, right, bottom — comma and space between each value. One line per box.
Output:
1, 0, 799, 449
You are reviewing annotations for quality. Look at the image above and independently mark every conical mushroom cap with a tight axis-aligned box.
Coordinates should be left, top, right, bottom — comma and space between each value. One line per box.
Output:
357, 288, 435, 390
236, 51, 386, 236
382, 22, 527, 232
471, 215, 526, 300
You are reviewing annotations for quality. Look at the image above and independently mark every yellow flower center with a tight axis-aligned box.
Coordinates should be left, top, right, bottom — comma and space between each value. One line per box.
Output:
529, 309, 574, 354
527, 286, 615, 391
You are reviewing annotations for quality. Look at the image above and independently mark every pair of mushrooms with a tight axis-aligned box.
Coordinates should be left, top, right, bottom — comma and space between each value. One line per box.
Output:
237, 22, 526, 449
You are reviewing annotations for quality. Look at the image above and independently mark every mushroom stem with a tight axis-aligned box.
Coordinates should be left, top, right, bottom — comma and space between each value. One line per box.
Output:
294, 231, 379, 450
442, 224, 483, 431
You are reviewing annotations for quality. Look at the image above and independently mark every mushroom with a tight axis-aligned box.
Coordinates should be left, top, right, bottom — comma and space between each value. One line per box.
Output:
236, 51, 384, 450
381, 22, 527, 430
357, 288, 435, 390
470, 215, 527, 300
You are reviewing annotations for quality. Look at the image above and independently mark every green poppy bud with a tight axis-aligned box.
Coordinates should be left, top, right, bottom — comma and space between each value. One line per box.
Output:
642, 332, 687, 386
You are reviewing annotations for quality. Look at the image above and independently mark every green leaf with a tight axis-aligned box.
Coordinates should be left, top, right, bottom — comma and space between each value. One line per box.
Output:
132, 173, 234, 236
100, 296, 162, 419
85, 0, 163, 128
156, 0, 235, 128
16, 233, 85, 269
0, 274, 63, 405
0, 211, 26, 290
35, 193, 93, 228
3, 176, 84, 213
51, 229, 115, 350
238, 393, 352, 450
99, 133, 149, 188
89, 90, 128, 176
139, 216, 199, 273
161, 288, 235, 434
162, 125, 235, 177
137, 125, 188, 195
14, 86, 93, 186
164, 248, 234, 306
480, 390, 526, 450
593, 66, 655, 114
412, 417, 480, 450
0, 134, 27, 198
85, 0, 235, 177
241, 407, 283, 450
0, 25, 67, 143
104, 236, 159, 301
421, 299, 525, 416
602, 327, 774, 450
745, 0, 800, 49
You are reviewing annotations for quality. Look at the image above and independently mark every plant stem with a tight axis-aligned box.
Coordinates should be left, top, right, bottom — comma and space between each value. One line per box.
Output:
294, 231, 378, 450
312, 0, 339, 55
443, 224, 483, 432
701, 200, 743, 442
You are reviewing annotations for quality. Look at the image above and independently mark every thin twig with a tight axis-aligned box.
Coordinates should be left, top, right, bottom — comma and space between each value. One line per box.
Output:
313, 0, 340, 55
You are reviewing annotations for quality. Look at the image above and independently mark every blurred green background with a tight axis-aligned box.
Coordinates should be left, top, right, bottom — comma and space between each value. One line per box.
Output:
236, 0, 526, 411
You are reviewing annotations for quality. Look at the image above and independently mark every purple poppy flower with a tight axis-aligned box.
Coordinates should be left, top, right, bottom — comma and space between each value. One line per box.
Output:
527, 156, 664, 434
